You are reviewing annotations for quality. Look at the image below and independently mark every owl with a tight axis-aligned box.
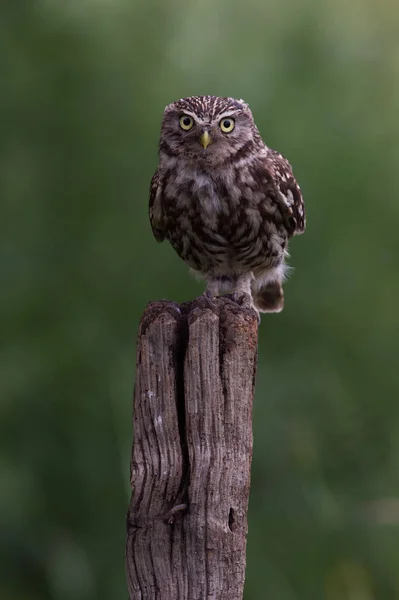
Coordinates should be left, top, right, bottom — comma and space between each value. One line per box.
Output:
149, 95, 305, 316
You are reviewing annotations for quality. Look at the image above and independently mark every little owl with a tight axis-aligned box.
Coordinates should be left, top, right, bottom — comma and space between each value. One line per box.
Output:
149, 95, 306, 316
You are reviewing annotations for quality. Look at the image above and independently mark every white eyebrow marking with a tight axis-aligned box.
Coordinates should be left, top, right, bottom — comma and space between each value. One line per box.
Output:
217, 112, 237, 120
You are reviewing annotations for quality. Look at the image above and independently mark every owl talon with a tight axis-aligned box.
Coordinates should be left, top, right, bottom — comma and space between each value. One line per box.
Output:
231, 291, 252, 308
231, 292, 260, 322
203, 289, 215, 300
231, 291, 240, 304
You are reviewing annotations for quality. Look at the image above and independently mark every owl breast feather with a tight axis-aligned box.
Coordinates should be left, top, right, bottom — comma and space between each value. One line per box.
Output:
163, 168, 287, 275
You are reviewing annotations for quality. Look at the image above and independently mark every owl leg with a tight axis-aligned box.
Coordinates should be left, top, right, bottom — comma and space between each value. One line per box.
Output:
233, 272, 254, 297
203, 277, 221, 299
203, 275, 233, 299
231, 272, 259, 315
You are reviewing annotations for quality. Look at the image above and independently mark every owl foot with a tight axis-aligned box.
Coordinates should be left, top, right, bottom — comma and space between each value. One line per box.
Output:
232, 273, 256, 311
231, 291, 252, 308
203, 288, 216, 300
231, 291, 261, 323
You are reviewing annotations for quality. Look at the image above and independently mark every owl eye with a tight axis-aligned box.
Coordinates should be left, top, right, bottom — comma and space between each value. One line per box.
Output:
179, 115, 194, 130
220, 118, 235, 133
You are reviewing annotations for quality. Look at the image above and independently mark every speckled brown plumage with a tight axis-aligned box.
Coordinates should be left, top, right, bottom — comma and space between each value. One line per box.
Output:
149, 95, 306, 315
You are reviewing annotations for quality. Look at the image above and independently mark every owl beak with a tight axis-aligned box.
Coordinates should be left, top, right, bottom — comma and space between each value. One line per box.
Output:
200, 130, 212, 149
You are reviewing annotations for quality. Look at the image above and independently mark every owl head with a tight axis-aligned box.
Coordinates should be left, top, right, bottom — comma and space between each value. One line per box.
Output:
159, 95, 261, 167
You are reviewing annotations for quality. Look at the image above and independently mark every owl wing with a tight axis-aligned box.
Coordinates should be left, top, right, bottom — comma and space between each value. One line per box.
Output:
267, 150, 306, 238
149, 170, 166, 242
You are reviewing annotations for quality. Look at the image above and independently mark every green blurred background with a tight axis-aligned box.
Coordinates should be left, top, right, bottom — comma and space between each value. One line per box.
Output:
2, 0, 399, 598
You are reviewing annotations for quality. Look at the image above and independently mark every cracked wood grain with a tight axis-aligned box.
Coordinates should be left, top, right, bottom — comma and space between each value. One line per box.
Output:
126, 296, 258, 600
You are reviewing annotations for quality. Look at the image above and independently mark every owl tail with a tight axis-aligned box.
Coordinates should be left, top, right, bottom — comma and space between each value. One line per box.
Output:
252, 281, 284, 313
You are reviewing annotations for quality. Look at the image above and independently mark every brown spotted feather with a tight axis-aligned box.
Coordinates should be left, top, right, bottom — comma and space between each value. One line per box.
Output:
149, 95, 306, 314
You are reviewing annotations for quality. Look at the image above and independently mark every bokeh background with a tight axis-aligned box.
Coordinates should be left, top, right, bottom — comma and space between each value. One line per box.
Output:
2, 0, 399, 598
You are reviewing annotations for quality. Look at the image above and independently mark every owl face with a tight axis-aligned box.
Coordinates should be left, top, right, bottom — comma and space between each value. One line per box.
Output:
160, 96, 260, 166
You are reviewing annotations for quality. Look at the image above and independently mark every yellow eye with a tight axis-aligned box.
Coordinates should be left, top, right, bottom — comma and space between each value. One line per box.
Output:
220, 118, 235, 133
179, 115, 194, 130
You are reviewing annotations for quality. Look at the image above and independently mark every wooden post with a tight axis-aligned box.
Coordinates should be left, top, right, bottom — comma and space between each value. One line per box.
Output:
126, 296, 258, 600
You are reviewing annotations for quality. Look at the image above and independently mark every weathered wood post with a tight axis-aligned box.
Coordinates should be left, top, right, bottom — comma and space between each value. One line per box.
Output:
126, 296, 258, 600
